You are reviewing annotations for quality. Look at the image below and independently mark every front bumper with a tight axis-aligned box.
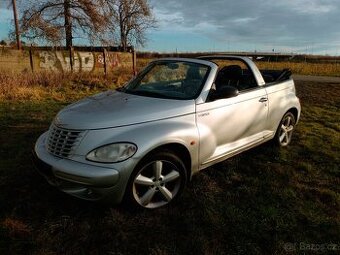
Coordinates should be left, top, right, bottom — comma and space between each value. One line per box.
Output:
33, 133, 125, 203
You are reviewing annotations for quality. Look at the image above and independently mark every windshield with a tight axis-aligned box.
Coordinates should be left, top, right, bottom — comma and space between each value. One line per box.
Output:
120, 61, 210, 100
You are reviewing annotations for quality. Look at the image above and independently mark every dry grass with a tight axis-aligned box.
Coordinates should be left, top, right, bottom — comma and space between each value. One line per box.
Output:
0, 80, 339, 254
137, 58, 340, 77
2, 218, 31, 239
1, 58, 339, 101
0, 68, 134, 101
255, 61, 340, 76
0, 54, 339, 254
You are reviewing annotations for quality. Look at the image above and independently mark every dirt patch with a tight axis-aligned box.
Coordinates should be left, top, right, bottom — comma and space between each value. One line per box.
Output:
294, 80, 340, 107
293, 74, 340, 83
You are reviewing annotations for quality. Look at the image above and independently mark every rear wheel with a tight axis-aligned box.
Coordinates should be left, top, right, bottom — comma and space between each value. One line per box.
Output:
127, 151, 187, 209
275, 112, 296, 146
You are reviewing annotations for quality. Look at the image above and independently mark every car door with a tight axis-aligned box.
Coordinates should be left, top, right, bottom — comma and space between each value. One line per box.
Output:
196, 87, 268, 167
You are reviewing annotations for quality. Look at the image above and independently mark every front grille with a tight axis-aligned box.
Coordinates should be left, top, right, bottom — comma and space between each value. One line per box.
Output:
47, 125, 84, 158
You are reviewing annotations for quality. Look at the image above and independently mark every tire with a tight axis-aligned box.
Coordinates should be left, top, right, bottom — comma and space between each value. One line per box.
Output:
126, 150, 187, 209
274, 112, 296, 147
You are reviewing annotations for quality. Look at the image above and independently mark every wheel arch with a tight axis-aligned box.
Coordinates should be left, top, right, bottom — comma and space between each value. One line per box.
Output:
275, 107, 298, 133
138, 143, 192, 182
287, 107, 299, 123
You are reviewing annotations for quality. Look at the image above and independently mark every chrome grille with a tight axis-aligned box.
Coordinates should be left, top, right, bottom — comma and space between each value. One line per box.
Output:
47, 125, 84, 158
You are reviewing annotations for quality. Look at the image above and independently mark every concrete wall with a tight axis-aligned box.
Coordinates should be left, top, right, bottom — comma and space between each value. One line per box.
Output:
0, 47, 133, 73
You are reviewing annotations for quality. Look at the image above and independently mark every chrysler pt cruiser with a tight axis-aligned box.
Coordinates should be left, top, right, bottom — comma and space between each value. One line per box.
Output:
34, 56, 301, 209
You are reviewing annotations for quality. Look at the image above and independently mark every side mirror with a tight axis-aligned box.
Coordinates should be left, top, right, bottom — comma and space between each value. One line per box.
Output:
210, 85, 239, 100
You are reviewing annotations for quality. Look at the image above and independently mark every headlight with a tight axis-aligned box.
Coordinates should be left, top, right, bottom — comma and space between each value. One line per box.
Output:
86, 143, 137, 163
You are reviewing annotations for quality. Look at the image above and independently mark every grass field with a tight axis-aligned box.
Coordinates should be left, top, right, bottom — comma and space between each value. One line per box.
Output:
0, 75, 339, 254
1, 57, 340, 100
137, 58, 340, 77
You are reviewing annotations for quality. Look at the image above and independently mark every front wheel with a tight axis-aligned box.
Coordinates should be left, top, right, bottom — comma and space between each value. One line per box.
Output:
127, 151, 187, 209
274, 112, 296, 146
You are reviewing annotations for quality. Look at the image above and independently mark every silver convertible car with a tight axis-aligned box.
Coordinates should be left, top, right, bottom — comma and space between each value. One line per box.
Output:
34, 56, 301, 209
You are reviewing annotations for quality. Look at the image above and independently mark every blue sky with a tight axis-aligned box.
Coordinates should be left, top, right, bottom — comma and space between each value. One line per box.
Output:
1, 0, 340, 55
0, 8, 12, 40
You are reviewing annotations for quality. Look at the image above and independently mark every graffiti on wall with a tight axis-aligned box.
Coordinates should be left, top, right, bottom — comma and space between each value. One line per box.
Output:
39, 51, 131, 72
97, 53, 119, 68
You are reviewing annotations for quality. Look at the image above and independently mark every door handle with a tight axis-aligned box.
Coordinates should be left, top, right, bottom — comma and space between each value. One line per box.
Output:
259, 97, 268, 103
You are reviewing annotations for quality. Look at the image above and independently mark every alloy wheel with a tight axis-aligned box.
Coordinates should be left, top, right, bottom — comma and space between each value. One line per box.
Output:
132, 160, 182, 209
278, 114, 294, 146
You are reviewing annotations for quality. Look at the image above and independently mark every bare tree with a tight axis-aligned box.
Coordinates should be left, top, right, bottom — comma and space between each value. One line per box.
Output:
19, 0, 109, 48
106, 0, 156, 51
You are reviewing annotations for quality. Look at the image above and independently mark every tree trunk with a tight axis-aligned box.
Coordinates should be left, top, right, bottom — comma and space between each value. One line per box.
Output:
64, 0, 72, 48
120, 30, 127, 51
119, 8, 127, 52
12, 0, 21, 50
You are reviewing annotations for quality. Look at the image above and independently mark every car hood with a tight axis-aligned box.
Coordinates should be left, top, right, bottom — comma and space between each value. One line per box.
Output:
54, 90, 195, 130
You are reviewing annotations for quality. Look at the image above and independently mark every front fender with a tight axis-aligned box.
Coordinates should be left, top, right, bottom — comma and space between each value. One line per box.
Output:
73, 114, 199, 173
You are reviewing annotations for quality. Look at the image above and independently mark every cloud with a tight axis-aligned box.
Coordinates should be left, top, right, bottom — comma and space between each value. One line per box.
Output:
149, 0, 340, 52
280, 0, 334, 14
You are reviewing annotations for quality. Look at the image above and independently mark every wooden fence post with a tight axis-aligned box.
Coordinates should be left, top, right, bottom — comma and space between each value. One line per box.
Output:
103, 48, 107, 77
29, 44, 34, 72
132, 48, 137, 75
69, 47, 73, 72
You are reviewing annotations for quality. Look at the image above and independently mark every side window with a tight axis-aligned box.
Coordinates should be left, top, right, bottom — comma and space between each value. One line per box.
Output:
214, 60, 257, 92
